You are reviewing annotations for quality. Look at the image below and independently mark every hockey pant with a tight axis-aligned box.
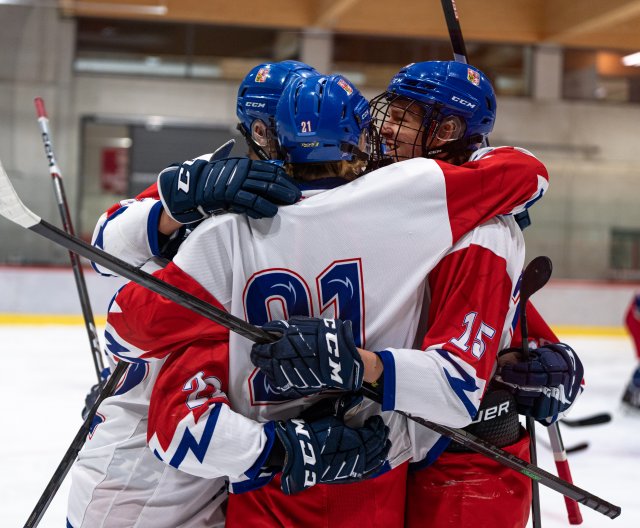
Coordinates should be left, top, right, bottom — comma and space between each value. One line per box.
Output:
225, 461, 409, 528
406, 430, 531, 528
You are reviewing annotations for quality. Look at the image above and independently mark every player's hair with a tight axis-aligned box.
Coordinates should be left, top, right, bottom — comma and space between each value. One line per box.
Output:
283, 158, 368, 182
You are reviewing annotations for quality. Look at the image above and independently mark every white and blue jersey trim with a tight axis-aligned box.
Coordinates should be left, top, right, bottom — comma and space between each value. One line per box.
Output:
147, 200, 164, 257
435, 349, 480, 420
91, 206, 129, 276
375, 350, 396, 411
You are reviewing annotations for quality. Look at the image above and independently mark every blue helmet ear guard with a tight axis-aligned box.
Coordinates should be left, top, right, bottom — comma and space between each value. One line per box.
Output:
275, 74, 373, 165
371, 61, 496, 162
236, 61, 318, 159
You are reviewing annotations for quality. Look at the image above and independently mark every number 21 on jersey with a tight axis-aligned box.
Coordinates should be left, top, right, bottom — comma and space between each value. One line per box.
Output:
243, 258, 365, 347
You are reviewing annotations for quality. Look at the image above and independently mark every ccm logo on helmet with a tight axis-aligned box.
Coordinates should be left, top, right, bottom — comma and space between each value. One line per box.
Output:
246, 102, 266, 108
451, 95, 476, 109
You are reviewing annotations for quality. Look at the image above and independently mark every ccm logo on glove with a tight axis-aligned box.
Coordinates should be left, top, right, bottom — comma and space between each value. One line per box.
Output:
291, 419, 317, 487
251, 317, 363, 399
323, 319, 344, 385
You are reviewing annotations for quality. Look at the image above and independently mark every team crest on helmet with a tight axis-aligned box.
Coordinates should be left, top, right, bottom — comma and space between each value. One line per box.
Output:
255, 67, 270, 83
467, 68, 480, 86
337, 78, 353, 95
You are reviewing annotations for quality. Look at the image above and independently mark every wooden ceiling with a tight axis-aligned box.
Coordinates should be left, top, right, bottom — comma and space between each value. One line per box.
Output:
60, 0, 640, 52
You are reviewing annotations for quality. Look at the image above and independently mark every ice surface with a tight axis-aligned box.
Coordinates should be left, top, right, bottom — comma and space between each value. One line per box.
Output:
0, 327, 637, 527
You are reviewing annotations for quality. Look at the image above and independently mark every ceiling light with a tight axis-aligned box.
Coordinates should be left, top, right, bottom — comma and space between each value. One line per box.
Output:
622, 52, 640, 66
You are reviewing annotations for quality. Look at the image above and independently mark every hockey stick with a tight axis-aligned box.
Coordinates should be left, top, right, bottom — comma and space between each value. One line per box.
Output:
519, 256, 583, 524
520, 258, 583, 524
0, 162, 620, 522
439, 0, 532, 230
34, 98, 105, 385
22, 142, 237, 528
547, 425, 585, 524
565, 442, 590, 454
439, 0, 468, 64
24, 361, 127, 528
519, 256, 552, 528
561, 413, 612, 427
540, 438, 590, 455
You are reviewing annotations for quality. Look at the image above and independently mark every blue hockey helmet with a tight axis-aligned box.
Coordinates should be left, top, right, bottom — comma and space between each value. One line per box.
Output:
371, 61, 496, 162
236, 61, 318, 159
276, 74, 372, 165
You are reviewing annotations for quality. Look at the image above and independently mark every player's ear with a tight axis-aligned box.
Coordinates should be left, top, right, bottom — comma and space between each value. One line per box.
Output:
437, 115, 465, 142
251, 120, 269, 148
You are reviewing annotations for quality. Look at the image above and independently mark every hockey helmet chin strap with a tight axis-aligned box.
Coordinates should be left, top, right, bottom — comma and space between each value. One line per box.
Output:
236, 122, 287, 161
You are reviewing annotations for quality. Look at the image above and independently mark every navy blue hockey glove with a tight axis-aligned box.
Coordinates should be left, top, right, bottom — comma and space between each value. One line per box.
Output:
251, 317, 364, 399
298, 393, 366, 423
81, 382, 101, 420
158, 157, 301, 224
275, 414, 390, 495
495, 342, 584, 425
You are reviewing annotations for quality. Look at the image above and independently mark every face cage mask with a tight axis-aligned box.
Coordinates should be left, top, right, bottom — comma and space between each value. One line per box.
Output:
347, 124, 382, 175
369, 92, 479, 166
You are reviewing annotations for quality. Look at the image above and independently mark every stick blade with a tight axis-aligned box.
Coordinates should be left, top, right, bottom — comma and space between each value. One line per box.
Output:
521, 255, 553, 301
0, 158, 41, 228
561, 413, 612, 427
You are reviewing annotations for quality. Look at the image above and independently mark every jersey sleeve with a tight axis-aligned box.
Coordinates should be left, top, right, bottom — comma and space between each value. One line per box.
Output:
147, 339, 277, 490
437, 146, 549, 243
104, 261, 229, 363
375, 217, 524, 428
90, 182, 164, 276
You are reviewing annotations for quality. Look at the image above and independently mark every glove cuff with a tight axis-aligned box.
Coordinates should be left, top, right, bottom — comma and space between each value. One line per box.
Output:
157, 165, 205, 224
339, 320, 364, 390
265, 422, 287, 468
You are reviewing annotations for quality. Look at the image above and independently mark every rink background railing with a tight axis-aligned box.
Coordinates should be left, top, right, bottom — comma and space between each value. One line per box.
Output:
0, 265, 637, 336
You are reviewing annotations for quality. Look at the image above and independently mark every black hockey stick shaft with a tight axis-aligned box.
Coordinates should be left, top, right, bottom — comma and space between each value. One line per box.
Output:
24, 361, 128, 528
520, 256, 553, 528
381, 405, 619, 518
0, 164, 620, 522
562, 413, 612, 427
29, 220, 272, 343
34, 98, 105, 385
440, 0, 468, 63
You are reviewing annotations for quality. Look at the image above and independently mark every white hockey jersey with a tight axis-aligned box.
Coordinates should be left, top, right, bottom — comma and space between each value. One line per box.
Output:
103, 147, 547, 492
67, 357, 227, 528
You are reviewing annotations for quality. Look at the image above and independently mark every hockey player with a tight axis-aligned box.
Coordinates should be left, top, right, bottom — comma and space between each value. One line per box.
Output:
91, 60, 316, 276
622, 293, 640, 409
252, 61, 583, 528
103, 69, 550, 528
67, 62, 312, 528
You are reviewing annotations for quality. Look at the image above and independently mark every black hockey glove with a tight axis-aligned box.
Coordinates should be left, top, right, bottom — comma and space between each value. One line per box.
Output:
158, 157, 301, 224
274, 414, 390, 495
251, 317, 364, 399
495, 342, 584, 425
